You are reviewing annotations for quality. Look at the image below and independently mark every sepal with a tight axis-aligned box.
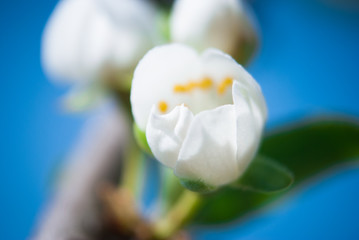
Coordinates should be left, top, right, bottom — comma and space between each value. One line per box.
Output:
232, 155, 294, 193
133, 123, 152, 155
179, 178, 216, 193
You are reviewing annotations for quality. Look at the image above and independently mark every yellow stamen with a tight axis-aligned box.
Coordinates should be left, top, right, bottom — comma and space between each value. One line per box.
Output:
187, 81, 197, 90
174, 85, 188, 93
174, 81, 196, 93
173, 77, 213, 93
198, 77, 213, 89
158, 101, 168, 113
217, 77, 233, 95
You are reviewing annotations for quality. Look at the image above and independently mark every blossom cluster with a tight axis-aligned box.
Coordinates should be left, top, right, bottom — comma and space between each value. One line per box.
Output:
43, 0, 266, 191
42, 0, 257, 86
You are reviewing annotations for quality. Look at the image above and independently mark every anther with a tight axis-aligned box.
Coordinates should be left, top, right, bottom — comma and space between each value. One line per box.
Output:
158, 101, 168, 113
218, 77, 233, 95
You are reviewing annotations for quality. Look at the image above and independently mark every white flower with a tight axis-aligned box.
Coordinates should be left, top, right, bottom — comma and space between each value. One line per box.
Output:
170, 0, 258, 65
42, 0, 159, 84
131, 44, 267, 191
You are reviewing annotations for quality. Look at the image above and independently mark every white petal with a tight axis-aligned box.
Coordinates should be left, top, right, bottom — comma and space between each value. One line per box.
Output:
80, 7, 113, 79
131, 44, 253, 132
131, 44, 201, 131
200, 48, 266, 113
175, 105, 239, 187
42, 0, 93, 82
200, 49, 237, 108
146, 105, 194, 168
232, 69, 267, 127
96, 0, 160, 69
232, 81, 264, 176
202, 50, 267, 122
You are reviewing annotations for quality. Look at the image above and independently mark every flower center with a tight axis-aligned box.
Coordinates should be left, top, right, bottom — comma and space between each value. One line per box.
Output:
157, 77, 233, 113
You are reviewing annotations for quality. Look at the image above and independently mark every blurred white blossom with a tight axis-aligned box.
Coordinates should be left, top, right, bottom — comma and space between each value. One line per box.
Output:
131, 44, 267, 190
42, 0, 160, 85
170, 0, 258, 65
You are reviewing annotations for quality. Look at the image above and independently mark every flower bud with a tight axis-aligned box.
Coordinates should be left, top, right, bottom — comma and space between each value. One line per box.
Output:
42, 0, 159, 85
130, 44, 267, 191
170, 0, 258, 65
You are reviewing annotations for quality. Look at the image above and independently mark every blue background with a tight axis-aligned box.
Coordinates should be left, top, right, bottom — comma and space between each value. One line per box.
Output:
1, 0, 359, 239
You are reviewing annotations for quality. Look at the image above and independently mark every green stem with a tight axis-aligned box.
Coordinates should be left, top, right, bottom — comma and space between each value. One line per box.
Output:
153, 190, 202, 239
160, 167, 184, 214
120, 142, 145, 198
113, 85, 144, 198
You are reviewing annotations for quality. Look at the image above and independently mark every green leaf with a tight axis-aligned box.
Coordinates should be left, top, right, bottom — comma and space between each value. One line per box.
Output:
190, 117, 359, 225
232, 156, 293, 193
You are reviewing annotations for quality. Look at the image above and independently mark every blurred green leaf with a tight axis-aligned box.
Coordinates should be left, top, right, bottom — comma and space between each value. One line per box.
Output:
190, 117, 359, 225
232, 156, 293, 193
